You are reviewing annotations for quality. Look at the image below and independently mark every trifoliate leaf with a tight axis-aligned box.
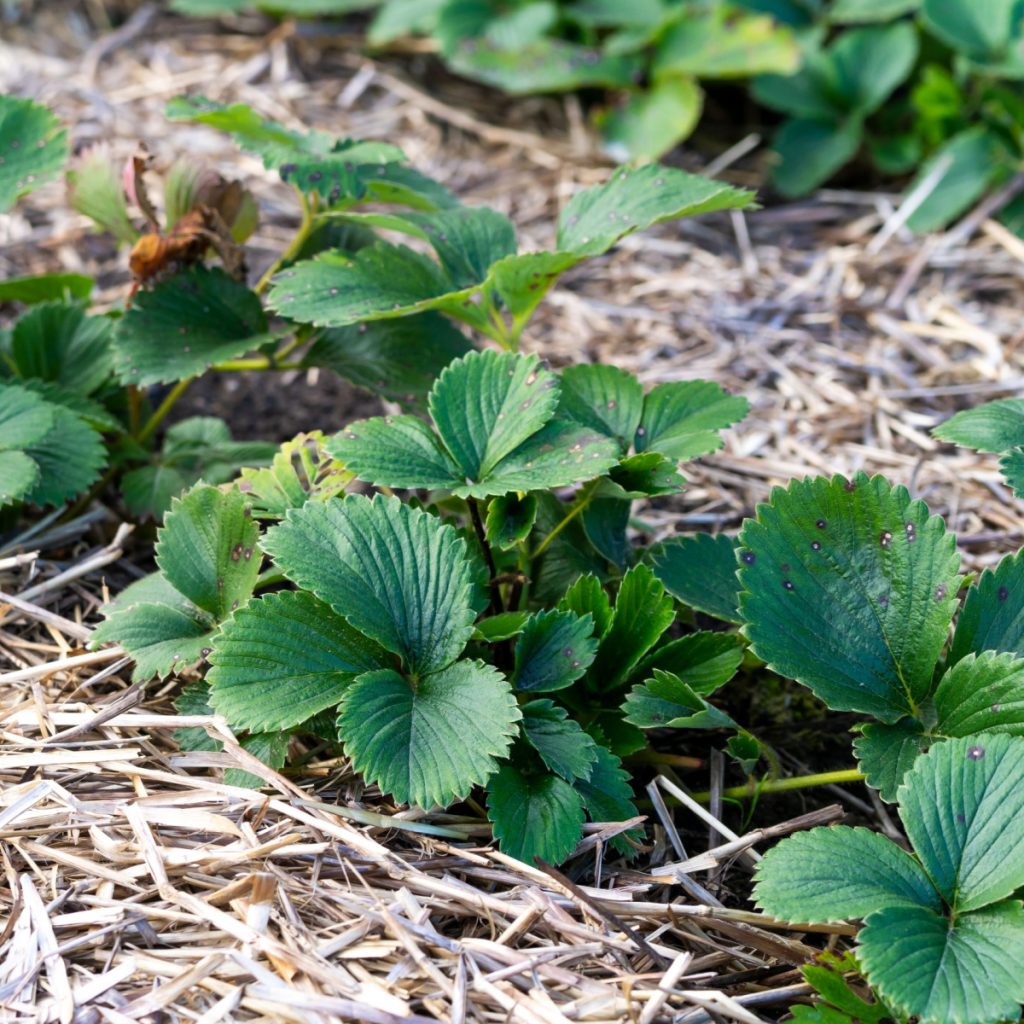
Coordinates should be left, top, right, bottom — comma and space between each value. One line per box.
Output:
0, 95, 67, 212
557, 164, 755, 259
520, 699, 599, 782
208, 590, 387, 732
337, 661, 520, 808
650, 532, 742, 624
237, 431, 351, 520
623, 669, 737, 730
754, 826, 941, 922
631, 631, 744, 696
933, 398, 1024, 453
485, 492, 538, 549
303, 313, 472, 411
487, 762, 585, 864
899, 735, 1024, 913
635, 380, 748, 461
739, 473, 962, 722
262, 494, 475, 676
115, 267, 284, 386
557, 363, 643, 449
858, 902, 1024, 1024
512, 609, 598, 693
588, 564, 675, 691
950, 551, 1024, 665
0, 273, 93, 304
853, 720, 927, 802
155, 484, 261, 620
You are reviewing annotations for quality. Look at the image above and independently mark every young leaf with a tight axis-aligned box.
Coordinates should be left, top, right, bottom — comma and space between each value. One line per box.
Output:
559, 573, 613, 637
9, 303, 114, 395
754, 826, 941, 922
738, 473, 962, 722
899, 734, 1024, 913
337, 661, 520, 808
557, 363, 644, 450
207, 590, 388, 732
650, 533, 742, 624
949, 550, 1024, 665
156, 485, 261, 621
858, 902, 1024, 1024
582, 497, 630, 568
0, 272, 93, 305
115, 267, 284, 386
557, 164, 755, 259
485, 492, 538, 549
473, 611, 530, 643
520, 699, 599, 781
487, 762, 585, 864
635, 380, 748, 461
262, 494, 476, 676
0, 95, 68, 213
631, 632, 744, 696
588, 564, 675, 691
623, 669, 738, 730
512, 609, 598, 692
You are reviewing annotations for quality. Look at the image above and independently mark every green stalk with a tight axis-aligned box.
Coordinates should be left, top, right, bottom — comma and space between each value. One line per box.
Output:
690, 768, 865, 805
211, 358, 302, 372
529, 480, 598, 560
254, 190, 317, 296
135, 377, 193, 445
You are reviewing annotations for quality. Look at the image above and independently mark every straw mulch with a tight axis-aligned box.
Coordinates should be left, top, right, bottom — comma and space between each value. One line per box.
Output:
3, 4, 1024, 1020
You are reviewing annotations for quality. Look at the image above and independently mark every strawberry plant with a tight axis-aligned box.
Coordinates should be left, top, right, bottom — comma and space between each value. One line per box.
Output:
91, 349, 752, 863
0, 91, 751, 522
756, 735, 1024, 1024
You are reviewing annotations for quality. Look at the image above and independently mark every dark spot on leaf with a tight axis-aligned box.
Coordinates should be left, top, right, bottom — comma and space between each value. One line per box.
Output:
999, 586, 1010, 602
741, 552, 755, 565
967, 745, 985, 760
563, 648, 573, 657
783, 580, 794, 591
992, 703, 1001, 712
935, 584, 948, 600
878, 594, 889, 606
243, 548, 253, 561
781, 563, 791, 573
956, 813, 966, 823
880, 531, 892, 548
307, 171, 323, 183
811, 541, 821, 551
232, 600, 239, 610
816, 519, 826, 529
844, 479, 856, 492
231, 544, 243, 561
201, 648, 212, 658
280, 163, 297, 179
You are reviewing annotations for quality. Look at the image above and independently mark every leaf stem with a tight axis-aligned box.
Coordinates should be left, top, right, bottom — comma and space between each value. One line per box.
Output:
690, 768, 865, 804
254, 190, 316, 296
211, 358, 302, 371
530, 480, 597, 560
467, 496, 502, 614
135, 377, 193, 445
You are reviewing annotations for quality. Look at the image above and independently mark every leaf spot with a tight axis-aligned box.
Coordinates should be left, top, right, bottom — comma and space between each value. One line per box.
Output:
967, 744, 985, 760
741, 551, 755, 565
231, 544, 243, 561
810, 541, 821, 551
935, 583, 948, 600
783, 580, 794, 591
999, 586, 1010, 602
880, 531, 892, 548
815, 519, 826, 529
879, 593, 889, 606
905, 522, 916, 542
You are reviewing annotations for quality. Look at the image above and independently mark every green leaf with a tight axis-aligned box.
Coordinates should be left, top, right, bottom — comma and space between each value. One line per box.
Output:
447, 37, 641, 94
173, 680, 219, 753
623, 669, 738, 730
631, 632, 744, 696
0, 383, 55, 450
829, 0, 920, 20
368, 0, 448, 45
115, 267, 282, 386
899, 734, 1024, 913
66, 145, 139, 246
582, 497, 629, 568
225, 731, 291, 790
156, 485, 261, 621
635, 380, 748, 461
208, 590, 387, 732
589, 564, 675, 691
858, 902, 1024, 1024
487, 763, 585, 864
797, 954, 890, 1024
921, 0, 1018, 59
754, 826, 941, 922
558, 363, 643, 450
303, 313, 472, 411
828, 24, 919, 116
598, 78, 703, 162
738, 473, 962, 722
9, 302, 112, 395
337, 661, 520, 807
473, 611, 529, 643
596, 452, 686, 499
0, 95, 67, 213
268, 244, 465, 329
905, 128, 1004, 234
998, 448, 1024, 497
512, 609, 598, 692
15, 380, 121, 434
651, 533, 741, 623
933, 651, 1024, 738
726, 731, 762, 773
950, 551, 1024, 665
485, 492, 538, 549
557, 164, 755, 259
0, 273, 92, 305
853, 719, 927, 802
653, 9, 800, 78
22, 405, 105, 507
237, 431, 352, 520
933, 397, 1024, 453
91, 600, 214, 681
520, 699, 599, 782
573, 744, 641, 853
430, 350, 560, 482
559, 573, 613, 637
262, 494, 475, 676
121, 465, 189, 521
0, 450, 38, 504
770, 118, 863, 198
487, 250, 578, 325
